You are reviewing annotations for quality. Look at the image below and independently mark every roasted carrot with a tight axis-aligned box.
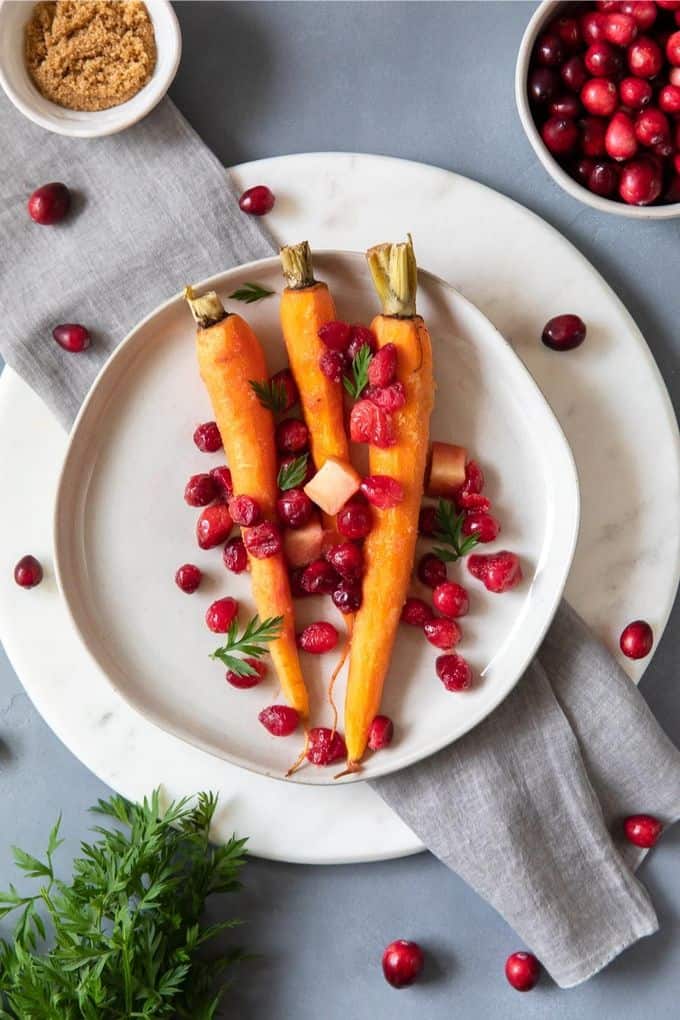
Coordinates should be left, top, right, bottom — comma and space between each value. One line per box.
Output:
343, 238, 434, 767
185, 287, 309, 718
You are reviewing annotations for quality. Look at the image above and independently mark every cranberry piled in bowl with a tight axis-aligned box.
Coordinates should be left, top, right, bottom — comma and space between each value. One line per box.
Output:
515, 0, 680, 217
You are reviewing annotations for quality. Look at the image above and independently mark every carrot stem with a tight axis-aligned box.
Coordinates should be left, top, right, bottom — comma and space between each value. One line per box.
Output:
365, 235, 417, 318
280, 241, 316, 290
184, 286, 229, 328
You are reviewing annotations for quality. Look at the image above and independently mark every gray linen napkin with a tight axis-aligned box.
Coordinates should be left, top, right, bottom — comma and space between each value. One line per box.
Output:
3, 94, 680, 989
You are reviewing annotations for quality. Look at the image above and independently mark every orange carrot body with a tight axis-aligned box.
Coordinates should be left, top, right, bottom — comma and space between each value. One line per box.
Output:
196, 312, 309, 717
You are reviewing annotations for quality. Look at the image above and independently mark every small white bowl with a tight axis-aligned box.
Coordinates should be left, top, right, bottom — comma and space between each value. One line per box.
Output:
0, 0, 181, 138
515, 0, 680, 219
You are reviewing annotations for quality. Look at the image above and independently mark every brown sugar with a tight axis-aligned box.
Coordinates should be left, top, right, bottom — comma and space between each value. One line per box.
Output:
25, 1, 157, 112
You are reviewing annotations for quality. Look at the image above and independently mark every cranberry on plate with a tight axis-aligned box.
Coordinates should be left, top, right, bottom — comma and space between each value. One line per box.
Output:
238, 185, 275, 216
175, 563, 202, 593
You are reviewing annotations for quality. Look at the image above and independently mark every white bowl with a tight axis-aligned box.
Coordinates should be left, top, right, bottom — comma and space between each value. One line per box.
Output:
515, 0, 680, 219
0, 0, 181, 138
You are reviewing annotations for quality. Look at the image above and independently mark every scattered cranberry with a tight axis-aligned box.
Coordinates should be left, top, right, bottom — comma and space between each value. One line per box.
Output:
581, 77, 618, 116
418, 505, 438, 537
458, 460, 484, 497
210, 465, 233, 500
667, 29, 680, 65
226, 657, 267, 689
53, 323, 91, 353
300, 558, 339, 594
541, 313, 587, 351
401, 597, 434, 627
325, 542, 364, 580
332, 579, 362, 614
418, 553, 447, 589
605, 111, 638, 159
433, 581, 469, 619
635, 107, 670, 146
184, 472, 218, 507
197, 504, 233, 549
306, 726, 347, 765
297, 621, 339, 654
347, 324, 377, 359
619, 619, 653, 658
619, 75, 652, 107
468, 551, 523, 593
276, 418, 309, 454
288, 566, 309, 599
505, 952, 541, 992
561, 55, 588, 92
319, 349, 348, 381
258, 704, 299, 736
229, 494, 262, 527
175, 563, 202, 593
243, 522, 282, 559
587, 160, 620, 196
193, 421, 222, 453
238, 185, 275, 215
349, 398, 396, 448
659, 82, 680, 112
223, 536, 248, 573
318, 320, 351, 352
604, 12, 638, 46
27, 182, 70, 224
382, 940, 424, 989
542, 115, 579, 154
549, 93, 582, 118
424, 617, 461, 650
368, 715, 394, 751
364, 381, 407, 412
585, 40, 623, 76
205, 596, 239, 633
368, 343, 397, 387
628, 35, 663, 76
537, 31, 566, 67
436, 653, 473, 691
462, 512, 500, 543
279, 453, 314, 486
619, 156, 662, 204
277, 487, 313, 528
271, 368, 298, 411
623, 813, 663, 847
360, 475, 404, 509
13, 554, 43, 588
337, 498, 372, 540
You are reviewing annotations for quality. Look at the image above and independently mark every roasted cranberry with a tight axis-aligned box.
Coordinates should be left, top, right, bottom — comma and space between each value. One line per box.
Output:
337, 498, 372, 539
243, 522, 282, 559
193, 421, 222, 453
319, 349, 348, 381
462, 512, 500, 543
368, 715, 394, 750
349, 399, 396, 448
424, 617, 461, 650
585, 41, 623, 76
505, 952, 541, 992
587, 160, 620, 196
432, 581, 469, 618
175, 563, 202, 593
360, 474, 404, 509
541, 313, 587, 351
659, 83, 680, 112
325, 541, 364, 580
458, 492, 491, 512
542, 115, 579, 155
269, 368, 298, 411
459, 460, 484, 496
297, 621, 339, 653
552, 15, 582, 50
619, 156, 662, 203
258, 704, 299, 736
619, 75, 652, 107
226, 657, 267, 689
549, 93, 582, 118
628, 36, 663, 77
14, 554, 43, 588
382, 940, 424, 989
436, 653, 473, 691
623, 813, 662, 847
288, 567, 308, 599
277, 487, 313, 528
318, 320, 351, 352
53, 323, 91, 353
580, 116, 607, 156
279, 453, 314, 486
621, 1, 656, 32
197, 504, 233, 549
239, 185, 275, 215
276, 418, 309, 454
205, 596, 239, 633
229, 495, 262, 526
347, 324, 377, 359
417, 553, 447, 589
581, 11, 609, 45
667, 29, 680, 65
223, 536, 248, 573
27, 182, 70, 224
604, 12, 638, 46
401, 597, 434, 627
619, 619, 653, 658
306, 726, 346, 765
468, 551, 523, 593
367, 343, 397, 386
536, 31, 565, 66
581, 77, 619, 116
561, 56, 588, 92
184, 472, 218, 507
210, 465, 233, 500
300, 558, 339, 594
635, 107, 670, 146
332, 579, 363, 613
418, 505, 438, 537
364, 381, 406, 412
606, 111, 638, 159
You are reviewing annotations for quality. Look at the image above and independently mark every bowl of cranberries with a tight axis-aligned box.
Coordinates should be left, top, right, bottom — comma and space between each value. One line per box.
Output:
516, 1, 680, 216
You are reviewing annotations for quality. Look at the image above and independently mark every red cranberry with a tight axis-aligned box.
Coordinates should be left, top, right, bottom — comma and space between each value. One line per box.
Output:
13, 554, 43, 588
619, 75, 652, 107
360, 474, 404, 509
52, 323, 91, 353
417, 553, 447, 589
364, 381, 407, 413
505, 952, 541, 992
604, 12, 638, 46
659, 83, 680, 112
667, 30, 680, 65
306, 726, 346, 765
368, 715, 394, 750
424, 617, 461, 650
585, 41, 623, 76
436, 653, 473, 691
595, 2, 621, 13
623, 813, 662, 847
258, 704, 299, 736
367, 343, 397, 387
619, 156, 662, 203
581, 11, 610, 44
27, 182, 70, 224
606, 111, 638, 159
576, 156, 596, 184
468, 551, 523, 593
297, 621, 339, 653
658, 0, 680, 9
541, 314, 587, 351
210, 465, 233, 500
184, 472, 218, 507
276, 418, 309, 454
349, 399, 396, 448
197, 504, 233, 549
462, 512, 500, 544
552, 15, 582, 50
536, 32, 565, 67
455, 460, 485, 504
300, 558, 339, 594
635, 107, 670, 146
581, 78, 619, 116
289, 567, 309, 599
620, 1, 656, 31
628, 36, 663, 77
238, 185, 275, 215
382, 940, 424, 989
580, 116, 607, 156
671, 66, 680, 85
587, 160, 620, 196
277, 487, 313, 528
325, 542, 364, 580
193, 421, 222, 453
271, 368, 299, 411
432, 581, 469, 618
549, 93, 582, 118
243, 522, 282, 559
401, 597, 434, 627
619, 619, 653, 658
319, 349, 348, 381
318, 320, 351, 352
561, 56, 588, 92
228, 495, 262, 527
347, 324, 377, 359
337, 498, 372, 539
665, 172, 680, 201
541, 115, 579, 155
226, 657, 267, 689
205, 596, 239, 633
223, 536, 248, 573
175, 563, 202, 593
418, 505, 438, 537
332, 579, 363, 613
530, 66, 561, 104
279, 453, 314, 486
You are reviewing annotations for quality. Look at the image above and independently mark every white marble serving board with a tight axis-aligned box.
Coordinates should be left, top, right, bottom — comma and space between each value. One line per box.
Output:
1, 153, 678, 863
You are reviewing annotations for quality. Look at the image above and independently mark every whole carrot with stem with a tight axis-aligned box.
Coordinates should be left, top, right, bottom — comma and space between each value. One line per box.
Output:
343, 237, 434, 768
185, 287, 309, 719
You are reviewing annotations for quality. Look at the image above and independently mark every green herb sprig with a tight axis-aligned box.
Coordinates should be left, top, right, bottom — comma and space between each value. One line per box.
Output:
277, 454, 309, 492
249, 378, 289, 414
229, 282, 274, 304
432, 498, 480, 563
211, 615, 283, 677
342, 345, 374, 400
0, 790, 246, 1019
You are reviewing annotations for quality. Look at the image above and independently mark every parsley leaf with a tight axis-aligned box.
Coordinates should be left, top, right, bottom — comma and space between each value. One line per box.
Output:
211, 614, 283, 677
229, 281, 274, 304
432, 498, 480, 563
342, 344, 374, 400
249, 378, 288, 414
277, 454, 309, 491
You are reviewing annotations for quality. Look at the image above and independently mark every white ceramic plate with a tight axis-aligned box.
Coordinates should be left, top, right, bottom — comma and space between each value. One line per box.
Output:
53, 250, 579, 785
